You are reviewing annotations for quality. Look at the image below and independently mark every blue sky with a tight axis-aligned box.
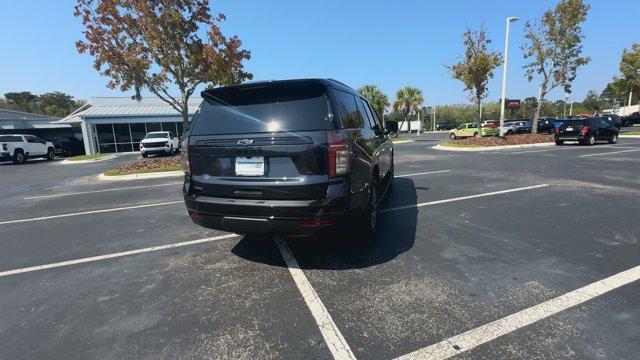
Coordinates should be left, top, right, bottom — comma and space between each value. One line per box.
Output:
0, 0, 636, 105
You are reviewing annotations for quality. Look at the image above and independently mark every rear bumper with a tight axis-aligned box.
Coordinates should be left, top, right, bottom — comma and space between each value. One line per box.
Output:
184, 192, 349, 235
555, 134, 586, 141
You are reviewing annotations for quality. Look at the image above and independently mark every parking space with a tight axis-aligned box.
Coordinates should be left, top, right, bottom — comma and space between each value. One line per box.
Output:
1, 136, 639, 359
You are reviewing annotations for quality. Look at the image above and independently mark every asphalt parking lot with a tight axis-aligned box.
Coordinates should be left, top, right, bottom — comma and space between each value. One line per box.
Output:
1, 134, 639, 360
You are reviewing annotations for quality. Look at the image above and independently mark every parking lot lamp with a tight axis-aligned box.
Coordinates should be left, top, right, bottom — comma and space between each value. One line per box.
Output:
499, 16, 520, 136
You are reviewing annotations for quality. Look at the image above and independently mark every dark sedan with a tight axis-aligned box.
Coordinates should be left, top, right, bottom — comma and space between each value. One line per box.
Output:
554, 117, 619, 145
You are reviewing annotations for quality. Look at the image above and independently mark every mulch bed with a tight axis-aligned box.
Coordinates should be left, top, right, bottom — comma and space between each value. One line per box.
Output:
448, 134, 554, 147
114, 155, 181, 174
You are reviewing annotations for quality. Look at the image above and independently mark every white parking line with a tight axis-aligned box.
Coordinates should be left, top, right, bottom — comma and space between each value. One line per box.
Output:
396, 170, 451, 177
396, 264, 640, 360
381, 184, 549, 213
24, 182, 182, 200
274, 236, 357, 360
0, 201, 183, 226
578, 148, 640, 158
0, 233, 239, 278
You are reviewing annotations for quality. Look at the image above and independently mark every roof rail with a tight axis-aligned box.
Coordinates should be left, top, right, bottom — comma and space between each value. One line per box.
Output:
326, 78, 352, 89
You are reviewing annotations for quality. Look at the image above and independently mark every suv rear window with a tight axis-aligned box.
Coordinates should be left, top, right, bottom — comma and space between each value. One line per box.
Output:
191, 82, 329, 135
0, 135, 23, 142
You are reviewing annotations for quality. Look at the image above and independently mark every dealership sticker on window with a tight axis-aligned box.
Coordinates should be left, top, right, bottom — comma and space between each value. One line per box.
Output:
235, 156, 265, 176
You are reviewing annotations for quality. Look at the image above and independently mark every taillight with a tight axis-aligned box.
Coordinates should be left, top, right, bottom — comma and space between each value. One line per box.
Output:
328, 132, 350, 177
581, 126, 590, 134
554, 127, 560, 134
300, 219, 332, 227
181, 139, 191, 176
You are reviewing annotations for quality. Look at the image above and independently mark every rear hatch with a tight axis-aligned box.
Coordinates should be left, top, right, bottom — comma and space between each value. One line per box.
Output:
187, 81, 333, 201
557, 119, 586, 137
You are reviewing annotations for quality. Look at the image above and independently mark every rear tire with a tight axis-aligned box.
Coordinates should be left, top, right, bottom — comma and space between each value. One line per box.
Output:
357, 179, 379, 244
506, 129, 514, 136
608, 134, 618, 144
555, 140, 564, 146
141, 152, 148, 158
587, 135, 596, 146
12, 150, 26, 164
46, 148, 55, 160
449, 133, 456, 140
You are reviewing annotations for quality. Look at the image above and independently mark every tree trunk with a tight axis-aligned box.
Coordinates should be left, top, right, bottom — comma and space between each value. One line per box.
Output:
396, 114, 407, 138
476, 99, 482, 137
532, 85, 545, 135
180, 92, 189, 138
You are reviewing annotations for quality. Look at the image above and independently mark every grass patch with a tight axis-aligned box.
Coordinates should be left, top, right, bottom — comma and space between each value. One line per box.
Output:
623, 130, 640, 135
103, 156, 182, 176
67, 153, 108, 161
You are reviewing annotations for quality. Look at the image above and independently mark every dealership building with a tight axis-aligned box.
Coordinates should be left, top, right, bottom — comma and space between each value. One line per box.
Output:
58, 97, 201, 155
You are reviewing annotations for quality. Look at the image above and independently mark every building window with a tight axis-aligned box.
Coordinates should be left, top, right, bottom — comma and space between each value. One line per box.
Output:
96, 124, 114, 145
177, 121, 184, 137
113, 123, 133, 152
130, 123, 146, 151
146, 122, 162, 132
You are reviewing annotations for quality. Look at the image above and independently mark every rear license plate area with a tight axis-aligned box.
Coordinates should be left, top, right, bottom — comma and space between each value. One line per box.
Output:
235, 156, 265, 176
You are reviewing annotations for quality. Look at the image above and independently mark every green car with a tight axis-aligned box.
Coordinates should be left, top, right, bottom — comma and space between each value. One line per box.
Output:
449, 123, 498, 139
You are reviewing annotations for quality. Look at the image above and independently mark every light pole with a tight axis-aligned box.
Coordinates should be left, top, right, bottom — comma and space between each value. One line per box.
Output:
499, 16, 519, 136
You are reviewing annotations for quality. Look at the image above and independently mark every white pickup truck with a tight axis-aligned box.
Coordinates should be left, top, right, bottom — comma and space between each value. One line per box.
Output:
139, 131, 180, 157
0, 134, 55, 164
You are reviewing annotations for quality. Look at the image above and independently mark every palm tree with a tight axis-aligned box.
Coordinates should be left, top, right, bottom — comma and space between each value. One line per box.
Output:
393, 86, 424, 135
358, 85, 390, 121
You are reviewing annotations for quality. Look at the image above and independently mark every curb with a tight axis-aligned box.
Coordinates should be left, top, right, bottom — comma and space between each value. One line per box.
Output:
96, 171, 184, 182
61, 155, 117, 164
392, 140, 414, 144
432, 142, 555, 152
620, 135, 640, 138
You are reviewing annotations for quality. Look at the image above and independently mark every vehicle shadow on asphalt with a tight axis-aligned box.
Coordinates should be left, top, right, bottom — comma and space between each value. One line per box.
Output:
231, 178, 418, 270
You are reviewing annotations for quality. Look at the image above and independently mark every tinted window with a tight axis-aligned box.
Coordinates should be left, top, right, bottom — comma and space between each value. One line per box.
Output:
369, 102, 384, 129
333, 90, 363, 129
26, 136, 43, 143
359, 98, 376, 129
586, 118, 600, 127
192, 82, 329, 135
0, 135, 23, 142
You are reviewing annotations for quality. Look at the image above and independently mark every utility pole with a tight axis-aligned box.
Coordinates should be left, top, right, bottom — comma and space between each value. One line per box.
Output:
433, 106, 436, 131
499, 16, 520, 137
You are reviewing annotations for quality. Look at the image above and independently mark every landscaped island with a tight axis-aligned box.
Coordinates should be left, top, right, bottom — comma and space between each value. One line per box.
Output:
441, 134, 554, 148
104, 156, 181, 176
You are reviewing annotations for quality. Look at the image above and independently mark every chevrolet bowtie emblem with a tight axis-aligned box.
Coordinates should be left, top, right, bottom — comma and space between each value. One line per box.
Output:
237, 139, 254, 145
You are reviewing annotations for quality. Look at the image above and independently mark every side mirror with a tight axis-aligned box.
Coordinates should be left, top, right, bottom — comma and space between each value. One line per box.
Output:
372, 124, 386, 135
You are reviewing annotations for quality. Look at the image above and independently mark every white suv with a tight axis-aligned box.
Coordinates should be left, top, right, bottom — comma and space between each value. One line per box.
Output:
0, 134, 55, 164
139, 131, 180, 158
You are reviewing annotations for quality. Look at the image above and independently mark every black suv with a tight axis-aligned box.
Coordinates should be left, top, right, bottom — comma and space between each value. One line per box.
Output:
554, 117, 619, 145
182, 79, 394, 240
